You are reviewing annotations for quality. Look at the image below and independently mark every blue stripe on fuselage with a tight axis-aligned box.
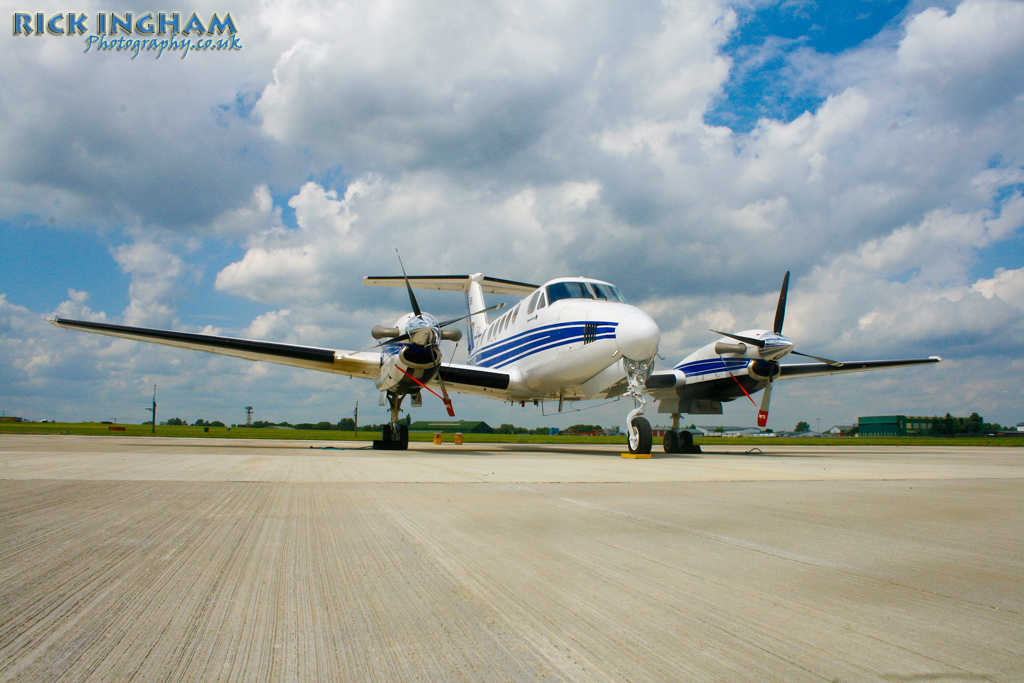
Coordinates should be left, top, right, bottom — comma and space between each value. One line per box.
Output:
471, 321, 617, 369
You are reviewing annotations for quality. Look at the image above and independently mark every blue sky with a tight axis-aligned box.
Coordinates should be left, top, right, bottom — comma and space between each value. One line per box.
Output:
2, 0, 1023, 430
707, 0, 913, 131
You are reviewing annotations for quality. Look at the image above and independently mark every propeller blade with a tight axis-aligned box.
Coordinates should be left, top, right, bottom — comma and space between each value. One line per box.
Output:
791, 350, 844, 367
709, 329, 766, 348
395, 250, 422, 317
774, 271, 790, 334
437, 302, 505, 329
431, 343, 456, 417
757, 379, 773, 428
435, 364, 456, 417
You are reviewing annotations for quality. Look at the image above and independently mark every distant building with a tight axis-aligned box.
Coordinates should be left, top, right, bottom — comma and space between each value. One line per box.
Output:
0, 416, 25, 423
1017, 422, 1024, 432
828, 425, 854, 436
858, 415, 938, 436
409, 420, 493, 434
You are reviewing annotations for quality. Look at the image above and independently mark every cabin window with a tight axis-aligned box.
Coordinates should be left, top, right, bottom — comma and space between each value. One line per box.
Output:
509, 304, 519, 326
537, 292, 547, 309
527, 292, 539, 314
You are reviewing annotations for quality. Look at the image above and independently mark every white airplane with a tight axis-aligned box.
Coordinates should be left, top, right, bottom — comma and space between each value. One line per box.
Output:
50, 269, 940, 454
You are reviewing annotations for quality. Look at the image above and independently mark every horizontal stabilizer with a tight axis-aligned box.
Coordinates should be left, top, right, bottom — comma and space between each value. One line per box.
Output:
363, 275, 538, 296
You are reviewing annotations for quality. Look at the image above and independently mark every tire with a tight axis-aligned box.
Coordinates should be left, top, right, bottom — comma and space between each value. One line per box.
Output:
663, 430, 680, 454
374, 423, 408, 450
680, 430, 694, 451
381, 423, 409, 445
629, 416, 653, 454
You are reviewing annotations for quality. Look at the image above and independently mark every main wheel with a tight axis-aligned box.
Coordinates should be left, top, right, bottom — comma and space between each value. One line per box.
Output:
628, 416, 653, 454
680, 430, 694, 451
663, 429, 680, 454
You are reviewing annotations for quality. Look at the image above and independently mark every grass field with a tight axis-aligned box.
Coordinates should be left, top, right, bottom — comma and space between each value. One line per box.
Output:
2, 421, 1022, 447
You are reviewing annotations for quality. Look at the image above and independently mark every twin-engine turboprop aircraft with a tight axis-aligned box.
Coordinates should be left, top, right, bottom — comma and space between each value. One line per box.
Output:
50, 269, 940, 454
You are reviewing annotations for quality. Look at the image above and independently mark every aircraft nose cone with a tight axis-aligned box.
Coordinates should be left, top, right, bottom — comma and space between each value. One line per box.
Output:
616, 312, 660, 360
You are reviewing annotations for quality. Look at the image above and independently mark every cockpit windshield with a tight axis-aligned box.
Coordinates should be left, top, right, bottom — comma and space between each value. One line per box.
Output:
545, 281, 627, 304
590, 282, 626, 303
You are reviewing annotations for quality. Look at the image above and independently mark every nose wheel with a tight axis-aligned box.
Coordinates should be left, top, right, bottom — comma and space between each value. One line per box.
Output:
628, 415, 652, 454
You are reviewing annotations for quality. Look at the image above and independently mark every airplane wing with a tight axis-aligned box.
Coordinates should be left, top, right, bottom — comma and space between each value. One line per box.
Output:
776, 357, 943, 380
49, 317, 382, 378
646, 356, 942, 414
48, 317, 514, 396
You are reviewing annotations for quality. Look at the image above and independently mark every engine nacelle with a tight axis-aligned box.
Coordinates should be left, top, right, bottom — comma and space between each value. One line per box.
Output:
747, 359, 779, 382
376, 344, 442, 392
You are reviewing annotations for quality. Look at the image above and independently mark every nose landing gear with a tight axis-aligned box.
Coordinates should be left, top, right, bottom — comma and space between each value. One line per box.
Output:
623, 357, 654, 455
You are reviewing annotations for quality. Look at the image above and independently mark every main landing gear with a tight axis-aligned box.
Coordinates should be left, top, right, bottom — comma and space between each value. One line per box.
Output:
373, 391, 409, 450
662, 413, 701, 454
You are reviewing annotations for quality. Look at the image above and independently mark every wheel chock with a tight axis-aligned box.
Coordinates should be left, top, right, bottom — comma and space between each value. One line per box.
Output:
621, 452, 652, 459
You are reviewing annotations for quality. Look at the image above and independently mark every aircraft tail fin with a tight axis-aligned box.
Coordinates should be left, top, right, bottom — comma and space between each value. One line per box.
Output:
465, 274, 487, 354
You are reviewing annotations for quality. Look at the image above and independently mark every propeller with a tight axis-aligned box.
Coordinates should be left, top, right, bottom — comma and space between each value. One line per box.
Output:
370, 302, 504, 346
374, 250, 509, 417
756, 271, 788, 427
709, 271, 843, 428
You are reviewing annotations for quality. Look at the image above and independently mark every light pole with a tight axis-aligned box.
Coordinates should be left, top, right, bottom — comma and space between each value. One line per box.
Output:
145, 385, 157, 434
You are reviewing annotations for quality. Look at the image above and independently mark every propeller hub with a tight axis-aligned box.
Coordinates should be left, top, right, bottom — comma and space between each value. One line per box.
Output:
406, 314, 440, 347
616, 312, 660, 361
758, 333, 794, 361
